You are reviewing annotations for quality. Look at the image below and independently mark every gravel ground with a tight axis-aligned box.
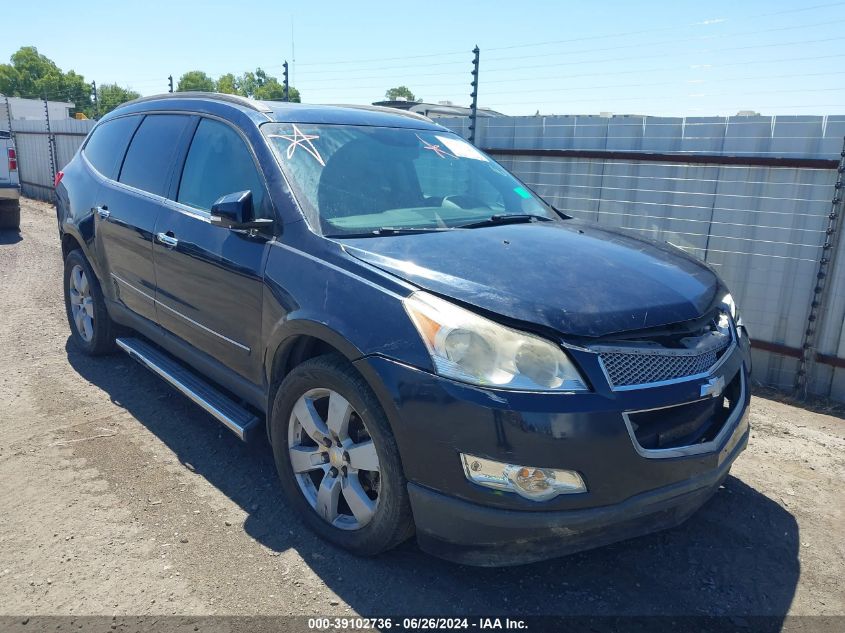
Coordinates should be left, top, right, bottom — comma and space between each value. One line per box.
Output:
0, 198, 843, 620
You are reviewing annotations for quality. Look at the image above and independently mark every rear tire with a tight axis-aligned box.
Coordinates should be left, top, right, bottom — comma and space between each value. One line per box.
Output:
0, 200, 20, 230
270, 354, 414, 556
63, 249, 117, 355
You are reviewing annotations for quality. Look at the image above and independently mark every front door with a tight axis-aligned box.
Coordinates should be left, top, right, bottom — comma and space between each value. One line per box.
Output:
152, 117, 272, 383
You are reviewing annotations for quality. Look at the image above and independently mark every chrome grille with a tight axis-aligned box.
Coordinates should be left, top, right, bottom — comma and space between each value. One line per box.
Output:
593, 331, 732, 389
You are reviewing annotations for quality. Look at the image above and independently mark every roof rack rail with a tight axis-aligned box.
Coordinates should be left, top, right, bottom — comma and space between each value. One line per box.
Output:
119, 92, 273, 114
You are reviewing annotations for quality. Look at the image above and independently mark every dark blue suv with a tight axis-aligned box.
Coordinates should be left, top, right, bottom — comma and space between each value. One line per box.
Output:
55, 93, 751, 566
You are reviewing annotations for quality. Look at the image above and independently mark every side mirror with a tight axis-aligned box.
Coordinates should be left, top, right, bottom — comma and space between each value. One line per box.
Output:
210, 190, 274, 233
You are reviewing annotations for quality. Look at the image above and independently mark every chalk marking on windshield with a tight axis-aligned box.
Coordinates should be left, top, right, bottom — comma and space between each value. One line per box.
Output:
269, 125, 326, 166
417, 134, 456, 159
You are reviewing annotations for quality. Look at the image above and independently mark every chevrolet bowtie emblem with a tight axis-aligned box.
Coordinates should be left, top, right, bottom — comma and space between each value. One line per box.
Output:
700, 375, 726, 399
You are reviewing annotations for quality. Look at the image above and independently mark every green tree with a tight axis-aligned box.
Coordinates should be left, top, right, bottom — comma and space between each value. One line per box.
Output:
177, 70, 215, 92
254, 79, 300, 102
216, 73, 238, 94
384, 85, 418, 101
235, 67, 300, 102
0, 46, 94, 117
96, 83, 140, 116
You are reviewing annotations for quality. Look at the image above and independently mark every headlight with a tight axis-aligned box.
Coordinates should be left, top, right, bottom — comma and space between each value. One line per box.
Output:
721, 292, 744, 333
403, 291, 588, 392
722, 292, 737, 320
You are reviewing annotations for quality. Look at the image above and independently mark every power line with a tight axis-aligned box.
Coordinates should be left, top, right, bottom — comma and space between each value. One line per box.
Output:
260, 2, 845, 71
480, 17, 845, 65
290, 23, 844, 82
292, 36, 843, 87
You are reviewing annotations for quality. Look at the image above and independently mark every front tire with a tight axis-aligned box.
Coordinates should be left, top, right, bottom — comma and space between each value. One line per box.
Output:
270, 354, 414, 556
63, 249, 117, 355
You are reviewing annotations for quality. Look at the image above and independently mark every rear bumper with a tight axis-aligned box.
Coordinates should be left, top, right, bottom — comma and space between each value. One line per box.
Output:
0, 184, 20, 200
409, 420, 747, 566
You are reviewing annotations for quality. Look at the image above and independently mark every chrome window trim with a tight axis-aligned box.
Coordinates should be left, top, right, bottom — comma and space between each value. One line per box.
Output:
161, 197, 211, 222
84, 110, 276, 225
111, 273, 250, 353
621, 371, 747, 459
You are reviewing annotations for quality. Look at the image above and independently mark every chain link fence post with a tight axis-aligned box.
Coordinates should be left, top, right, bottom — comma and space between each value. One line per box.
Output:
43, 98, 57, 203
795, 135, 845, 397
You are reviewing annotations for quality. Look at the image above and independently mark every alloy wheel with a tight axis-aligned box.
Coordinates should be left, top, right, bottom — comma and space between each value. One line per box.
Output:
287, 388, 381, 530
69, 264, 94, 342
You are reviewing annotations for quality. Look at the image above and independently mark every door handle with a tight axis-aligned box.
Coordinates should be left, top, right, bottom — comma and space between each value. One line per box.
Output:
156, 232, 179, 248
95, 205, 110, 219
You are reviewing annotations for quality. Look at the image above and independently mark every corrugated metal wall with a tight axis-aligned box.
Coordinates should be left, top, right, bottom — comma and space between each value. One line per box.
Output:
7, 110, 845, 399
439, 114, 845, 399
9, 118, 94, 200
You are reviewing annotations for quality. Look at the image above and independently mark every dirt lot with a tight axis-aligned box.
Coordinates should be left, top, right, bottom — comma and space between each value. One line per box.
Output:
1, 198, 843, 620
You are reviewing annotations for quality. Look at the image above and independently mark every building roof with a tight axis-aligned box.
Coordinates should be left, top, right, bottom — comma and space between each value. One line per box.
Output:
372, 100, 504, 118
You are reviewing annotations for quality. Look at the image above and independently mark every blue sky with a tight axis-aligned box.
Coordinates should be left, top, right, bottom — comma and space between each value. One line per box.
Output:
4, 0, 844, 116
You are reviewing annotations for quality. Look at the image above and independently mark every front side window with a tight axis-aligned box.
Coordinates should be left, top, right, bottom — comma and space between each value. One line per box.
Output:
178, 118, 268, 216
119, 115, 191, 196
262, 123, 554, 235
83, 116, 141, 179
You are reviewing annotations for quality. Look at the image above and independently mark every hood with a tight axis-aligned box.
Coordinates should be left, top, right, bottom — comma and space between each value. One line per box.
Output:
340, 220, 725, 338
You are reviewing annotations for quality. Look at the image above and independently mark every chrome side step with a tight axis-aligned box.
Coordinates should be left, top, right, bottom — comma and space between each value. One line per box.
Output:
115, 337, 261, 442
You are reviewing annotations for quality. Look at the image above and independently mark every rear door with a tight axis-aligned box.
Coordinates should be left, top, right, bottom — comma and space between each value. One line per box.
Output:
152, 117, 271, 382
94, 114, 193, 322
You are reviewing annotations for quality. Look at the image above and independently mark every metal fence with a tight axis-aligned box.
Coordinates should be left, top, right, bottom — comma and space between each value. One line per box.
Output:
4, 107, 845, 400
3, 117, 94, 200
438, 114, 845, 400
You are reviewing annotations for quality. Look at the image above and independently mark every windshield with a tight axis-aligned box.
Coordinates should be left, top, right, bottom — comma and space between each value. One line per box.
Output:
262, 123, 557, 236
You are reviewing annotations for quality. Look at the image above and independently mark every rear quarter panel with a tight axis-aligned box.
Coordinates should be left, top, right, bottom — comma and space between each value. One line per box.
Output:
56, 153, 102, 277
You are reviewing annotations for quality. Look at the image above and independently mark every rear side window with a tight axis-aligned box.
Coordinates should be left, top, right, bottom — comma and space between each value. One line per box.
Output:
177, 118, 268, 216
83, 116, 141, 179
119, 115, 191, 196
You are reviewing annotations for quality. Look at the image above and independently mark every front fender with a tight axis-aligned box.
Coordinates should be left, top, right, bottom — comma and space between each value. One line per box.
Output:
262, 314, 366, 387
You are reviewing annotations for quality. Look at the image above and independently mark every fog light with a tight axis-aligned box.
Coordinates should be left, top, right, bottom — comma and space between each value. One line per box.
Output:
460, 454, 586, 501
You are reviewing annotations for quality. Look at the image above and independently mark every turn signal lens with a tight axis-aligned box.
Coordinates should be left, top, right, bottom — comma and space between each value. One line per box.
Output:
461, 453, 586, 501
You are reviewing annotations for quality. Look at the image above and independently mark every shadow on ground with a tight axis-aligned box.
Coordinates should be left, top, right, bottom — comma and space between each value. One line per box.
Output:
66, 339, 799, 620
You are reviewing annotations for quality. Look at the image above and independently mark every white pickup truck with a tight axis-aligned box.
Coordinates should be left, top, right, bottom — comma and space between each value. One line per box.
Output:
0, 130, 21, 230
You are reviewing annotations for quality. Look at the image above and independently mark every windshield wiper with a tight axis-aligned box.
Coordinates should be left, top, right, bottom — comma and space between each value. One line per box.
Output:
455, 214, 554, 229
326, 227, 454, 238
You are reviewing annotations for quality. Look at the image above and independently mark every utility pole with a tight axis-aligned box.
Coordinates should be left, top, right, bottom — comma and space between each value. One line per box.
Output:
283, 61, 290, 102
91, 80, 99, 119
168, 75, 174, 93
469, 45, 480, 145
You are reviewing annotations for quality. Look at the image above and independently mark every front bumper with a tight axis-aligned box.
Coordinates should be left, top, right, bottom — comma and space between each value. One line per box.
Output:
410, 420, 747, 566
354, 333, 751, 566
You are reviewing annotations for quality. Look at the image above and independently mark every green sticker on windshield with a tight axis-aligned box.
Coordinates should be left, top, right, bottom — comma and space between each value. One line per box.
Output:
513, 186, 531, 199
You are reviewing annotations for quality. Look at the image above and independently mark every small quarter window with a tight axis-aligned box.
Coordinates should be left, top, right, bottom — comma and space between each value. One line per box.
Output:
83, 116, 141, 179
